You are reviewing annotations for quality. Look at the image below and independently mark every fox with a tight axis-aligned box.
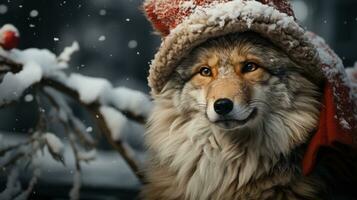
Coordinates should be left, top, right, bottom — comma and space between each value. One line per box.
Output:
142, 32, 357, 200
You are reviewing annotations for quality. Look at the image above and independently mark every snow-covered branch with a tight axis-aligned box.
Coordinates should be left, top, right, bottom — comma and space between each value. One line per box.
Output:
0, 24, 150, 199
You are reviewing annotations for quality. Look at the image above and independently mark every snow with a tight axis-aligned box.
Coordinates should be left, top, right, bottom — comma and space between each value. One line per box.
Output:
5, 47, 66, 76
0, 35, 150, 198
0, 24, 20, 37
71, 117, 95, 145
170, 0, 300, 37
13, 163, 40, 200
308, 33, 350, 88
58, 41, 80, 64
0, 62, 42, 105
0, 4, 8, 15
0, 167, 22, 200
346, 62, 357, 82
308, 32, 357, 129
152, 0, 356, 131
346, 63, 357, 106
104, 87, 152, 118
128, 40, 138, 49
0, 28, 150, 138
67, 73, 112, 104
29, 10, 39, 18
78, 149, 97, 161
33, 141, 143, 189
57, 66, 152, 118
85, 126, 93, 133
340, 118, 352, 130
1, 132, 144, 198
24, 94, 34, 102
69, 170, 81, 200
180, 1, 196, 10
100, 106, 128, 141
44, 87, 96, 146
98, 35, 106, 41
44, 133, 64, 155
99, 9, 106, 16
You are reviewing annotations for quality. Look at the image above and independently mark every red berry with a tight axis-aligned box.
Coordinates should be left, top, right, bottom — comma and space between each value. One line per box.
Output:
1, 30, 19, 50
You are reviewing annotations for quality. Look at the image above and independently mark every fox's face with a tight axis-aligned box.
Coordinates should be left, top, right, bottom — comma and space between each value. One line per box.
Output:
162, 32, 321, 148
185, 43, 269, 130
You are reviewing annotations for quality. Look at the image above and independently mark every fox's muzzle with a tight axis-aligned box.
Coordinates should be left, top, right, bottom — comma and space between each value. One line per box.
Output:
207, 78, 249, 115
214, 98, 234, 115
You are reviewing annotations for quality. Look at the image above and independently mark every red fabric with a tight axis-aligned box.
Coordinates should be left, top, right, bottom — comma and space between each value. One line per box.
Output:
144, 0, 294, 36
302, 82, 354, 175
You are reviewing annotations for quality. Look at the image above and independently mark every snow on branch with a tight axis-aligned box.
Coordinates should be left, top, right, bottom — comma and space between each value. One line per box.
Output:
0, 24, 150, 199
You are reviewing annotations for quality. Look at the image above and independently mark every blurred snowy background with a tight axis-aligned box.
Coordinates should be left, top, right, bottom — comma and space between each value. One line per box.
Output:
0, 0, 356, 199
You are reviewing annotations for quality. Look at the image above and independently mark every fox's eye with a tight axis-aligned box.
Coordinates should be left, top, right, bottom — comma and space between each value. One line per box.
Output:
242, 62, 259, 73
199, 67, 212, 77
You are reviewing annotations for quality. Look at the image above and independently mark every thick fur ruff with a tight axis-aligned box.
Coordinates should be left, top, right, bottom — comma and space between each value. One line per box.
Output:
142, 33, 357, 200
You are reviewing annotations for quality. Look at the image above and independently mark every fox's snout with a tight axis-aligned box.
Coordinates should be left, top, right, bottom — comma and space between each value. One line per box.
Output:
205, 77, 258, 129
207, 78, 248, 116
214, 98, 234, 115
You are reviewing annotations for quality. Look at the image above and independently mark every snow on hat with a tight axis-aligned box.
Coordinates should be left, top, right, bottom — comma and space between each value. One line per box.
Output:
144, 0, 323, 94
144, 0, 357, 174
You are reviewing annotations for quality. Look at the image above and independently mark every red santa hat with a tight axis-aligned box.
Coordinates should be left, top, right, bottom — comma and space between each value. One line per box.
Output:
143, 0, 357, 174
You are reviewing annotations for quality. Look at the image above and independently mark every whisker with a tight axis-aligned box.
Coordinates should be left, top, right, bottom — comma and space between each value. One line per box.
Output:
193, 102, 207, 109
248, 99, 271, 108
230, 105, 252, 116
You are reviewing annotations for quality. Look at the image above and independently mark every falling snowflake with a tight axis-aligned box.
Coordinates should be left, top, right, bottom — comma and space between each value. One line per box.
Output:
98, 35, 106, 41
0, 4, 8, 14
86, 126, 93, 133
24, 94, 34, 102
30, 10, 39, 18
128, 40, 138, 49
99, 9, 106, 16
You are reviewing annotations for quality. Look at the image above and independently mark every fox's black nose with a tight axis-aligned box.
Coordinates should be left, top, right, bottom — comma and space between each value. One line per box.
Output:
214, 98, 234, 115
